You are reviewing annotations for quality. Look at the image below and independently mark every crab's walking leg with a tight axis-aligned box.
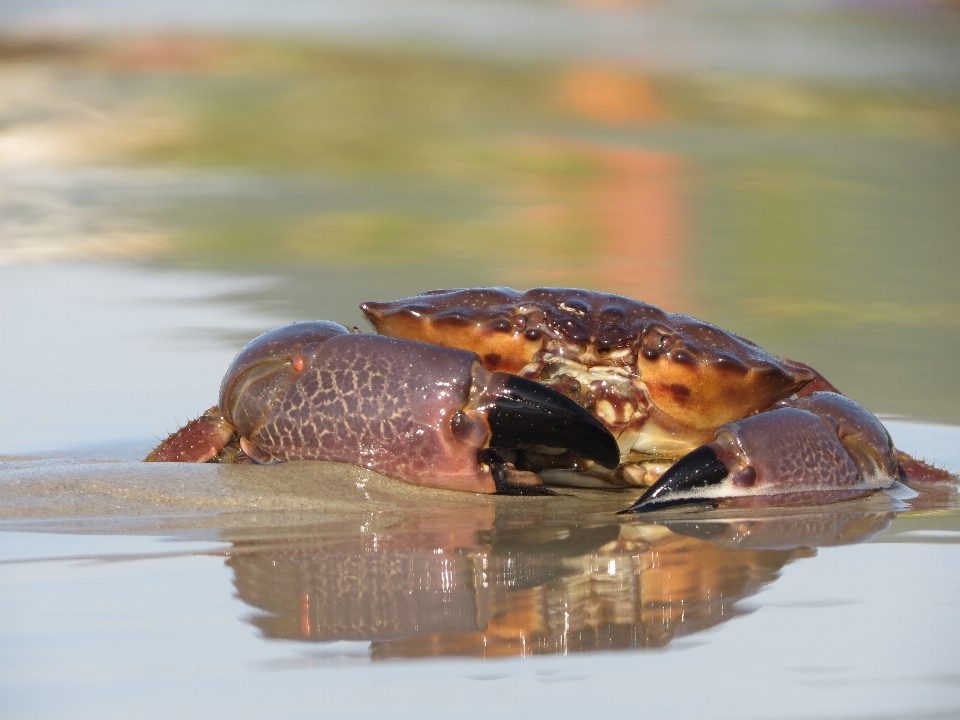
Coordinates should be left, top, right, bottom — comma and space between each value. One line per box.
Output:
145, 407, 238, 463
624, 392, 904, 512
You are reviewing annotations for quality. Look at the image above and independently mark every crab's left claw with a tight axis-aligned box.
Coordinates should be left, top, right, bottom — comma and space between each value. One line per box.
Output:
623, 392, 900, 513
219, 323, 619, 494
483, 372, 621, 471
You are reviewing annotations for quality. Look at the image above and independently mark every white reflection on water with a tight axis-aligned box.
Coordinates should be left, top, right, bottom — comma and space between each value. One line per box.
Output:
0, 169, 286, 265
2, 0, 959, 90
0, 529, 227, 562
0, 261, 279, 456
885, 420, 960, 476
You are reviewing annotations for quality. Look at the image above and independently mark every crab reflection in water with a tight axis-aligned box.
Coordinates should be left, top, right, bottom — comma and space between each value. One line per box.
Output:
226, 506, 893, 658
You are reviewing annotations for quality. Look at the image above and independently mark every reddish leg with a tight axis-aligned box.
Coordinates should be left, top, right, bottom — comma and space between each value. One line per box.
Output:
145, 406, 238, 463
896, 451, 955, 484
782, 358, 842, 396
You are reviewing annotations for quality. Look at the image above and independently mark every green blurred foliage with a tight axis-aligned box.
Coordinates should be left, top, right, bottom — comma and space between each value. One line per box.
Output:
2, 36, 959, 420
142, 42, 563, 177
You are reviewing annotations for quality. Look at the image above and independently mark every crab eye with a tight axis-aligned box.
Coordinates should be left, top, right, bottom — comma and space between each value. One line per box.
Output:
640, 326, 673, 359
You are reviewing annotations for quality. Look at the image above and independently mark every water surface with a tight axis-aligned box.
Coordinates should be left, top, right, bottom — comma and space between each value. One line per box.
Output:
1, 3, 959, 717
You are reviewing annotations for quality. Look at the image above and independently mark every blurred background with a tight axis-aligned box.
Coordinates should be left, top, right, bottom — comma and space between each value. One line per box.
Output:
1, 0, 959, 456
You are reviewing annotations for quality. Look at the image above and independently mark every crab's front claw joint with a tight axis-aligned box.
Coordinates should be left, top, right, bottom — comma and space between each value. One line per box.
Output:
623, 392, 900, 513
221, 322, 619, 494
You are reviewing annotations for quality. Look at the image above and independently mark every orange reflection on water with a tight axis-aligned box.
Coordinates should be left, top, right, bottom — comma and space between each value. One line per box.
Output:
558, 67, 664, 125
551, 66, 690, 308
508, 142, 690, 309
587, 146, 690, 309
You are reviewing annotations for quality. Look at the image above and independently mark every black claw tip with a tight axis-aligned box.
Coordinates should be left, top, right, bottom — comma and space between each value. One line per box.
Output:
488, 374, 620, 470
621, 445, 729, 513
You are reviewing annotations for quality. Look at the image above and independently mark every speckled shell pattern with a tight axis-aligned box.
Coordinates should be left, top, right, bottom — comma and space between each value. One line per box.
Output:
783, 392, 898, 481
228, 333, 496, 493
364, 286, 792, 364
718, 408, 863, 492
714, 391, 897, 494
362, 287, 817, 439
364, 287, 675, 360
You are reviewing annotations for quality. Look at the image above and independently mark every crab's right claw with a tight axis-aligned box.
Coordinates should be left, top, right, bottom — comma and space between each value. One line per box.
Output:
623, 392, 901, 513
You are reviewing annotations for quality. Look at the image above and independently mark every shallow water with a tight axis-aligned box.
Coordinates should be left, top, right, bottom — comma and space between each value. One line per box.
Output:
1, 435, 959, 718
1, 2, 960, 717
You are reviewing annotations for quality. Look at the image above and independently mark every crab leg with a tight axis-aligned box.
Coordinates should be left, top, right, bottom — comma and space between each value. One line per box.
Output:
624, 392, 901, 512
157, 321, 619, 494
144, 406, 237, 463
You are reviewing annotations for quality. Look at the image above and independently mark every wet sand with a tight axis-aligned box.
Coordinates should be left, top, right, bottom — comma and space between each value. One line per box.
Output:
1, 435, 952, 542
0, 457, 649, 534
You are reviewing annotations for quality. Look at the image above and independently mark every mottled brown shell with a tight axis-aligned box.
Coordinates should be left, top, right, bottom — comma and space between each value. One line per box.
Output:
362, 288, 817, 431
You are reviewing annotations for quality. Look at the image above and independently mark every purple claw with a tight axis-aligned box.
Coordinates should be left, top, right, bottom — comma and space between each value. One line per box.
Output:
220, 322, 619, 494
624, 392, 900, 513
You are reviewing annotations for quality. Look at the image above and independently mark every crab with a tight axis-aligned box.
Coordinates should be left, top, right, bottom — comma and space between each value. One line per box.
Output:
146, 287, 948, 511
